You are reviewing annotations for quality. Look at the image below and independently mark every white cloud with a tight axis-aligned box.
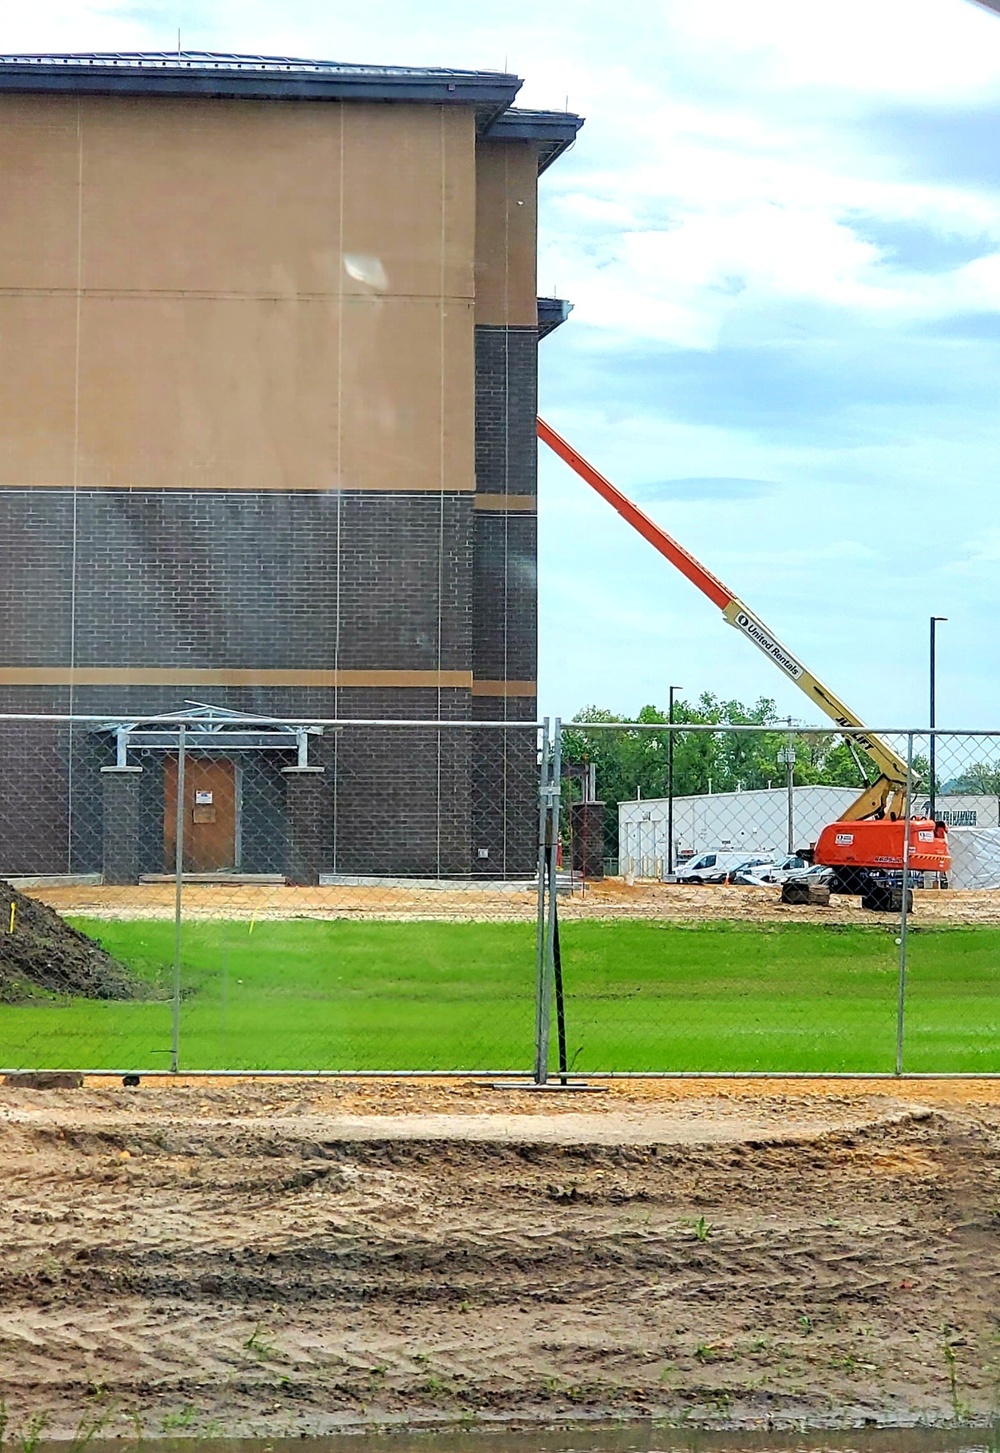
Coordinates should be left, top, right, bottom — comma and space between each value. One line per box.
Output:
667, 0, 1000, 103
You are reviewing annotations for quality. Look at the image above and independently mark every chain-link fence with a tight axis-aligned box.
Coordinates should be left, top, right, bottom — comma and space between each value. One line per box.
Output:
0, 713, 544, 1075
545, 719, 999, 1077
0, 713, 997, 1076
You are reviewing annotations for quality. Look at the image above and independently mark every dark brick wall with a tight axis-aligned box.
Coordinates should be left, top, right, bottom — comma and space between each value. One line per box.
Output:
472, 324, 538, 869
474, 326, 538, 500
473, 512, 537, 684
470, 712, 540, 878
472, 323, 538, 699
0, 490, 472, 674
0, 717, 73, 874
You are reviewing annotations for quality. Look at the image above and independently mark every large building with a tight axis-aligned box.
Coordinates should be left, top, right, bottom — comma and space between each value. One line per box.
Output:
0, 52, 581, 881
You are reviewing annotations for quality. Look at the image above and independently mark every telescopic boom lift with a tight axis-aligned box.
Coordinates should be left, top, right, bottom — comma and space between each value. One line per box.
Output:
537, 417, 950, 898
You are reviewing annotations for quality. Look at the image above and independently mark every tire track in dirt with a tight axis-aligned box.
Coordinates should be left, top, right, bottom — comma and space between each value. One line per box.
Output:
0, 1088, 998, 1437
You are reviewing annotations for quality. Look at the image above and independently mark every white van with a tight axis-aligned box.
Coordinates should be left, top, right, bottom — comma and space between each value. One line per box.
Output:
676, 850, 774, 885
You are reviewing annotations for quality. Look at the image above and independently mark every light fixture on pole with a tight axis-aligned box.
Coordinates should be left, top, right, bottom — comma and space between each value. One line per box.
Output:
929, 616, 947, 822
667, 686, 682, 877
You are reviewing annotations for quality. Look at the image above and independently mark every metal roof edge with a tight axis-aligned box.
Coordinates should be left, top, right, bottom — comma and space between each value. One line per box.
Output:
538, 297, 573, 338
0, 53, 522, 110
486, 107, 584, 173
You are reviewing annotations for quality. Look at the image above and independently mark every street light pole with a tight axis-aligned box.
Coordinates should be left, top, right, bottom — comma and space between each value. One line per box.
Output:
667, 685, 682, 877
929, 616, 947, 822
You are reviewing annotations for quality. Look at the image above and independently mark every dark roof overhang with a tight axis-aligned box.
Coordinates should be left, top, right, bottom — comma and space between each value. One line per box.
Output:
486, 107, 584, 172
538, 298, 573, 338
0, 52, 522, 130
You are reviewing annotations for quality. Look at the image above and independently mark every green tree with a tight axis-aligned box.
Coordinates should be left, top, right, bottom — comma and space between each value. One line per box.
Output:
948, 762, 1000, 794
562, 695, 870, 858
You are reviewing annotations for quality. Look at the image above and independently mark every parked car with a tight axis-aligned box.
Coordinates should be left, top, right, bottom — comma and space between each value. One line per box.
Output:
677, 851, 775, 885
729, 856, 780, 886
784, 863, 834, 886
758, 854, 810, 884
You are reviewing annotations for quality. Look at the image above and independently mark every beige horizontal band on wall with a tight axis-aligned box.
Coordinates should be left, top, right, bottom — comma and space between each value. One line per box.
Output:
0, 668, 537, 694
473, 494, 537, 512
470, 680, 537, 697
0, 668, 474, 689
0, 481, 476, 494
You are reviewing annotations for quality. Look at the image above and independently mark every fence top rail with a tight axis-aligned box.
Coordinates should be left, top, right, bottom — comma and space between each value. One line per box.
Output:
562, 722, 997, 738
0, 713, 994, 736
0, 714, 546, 729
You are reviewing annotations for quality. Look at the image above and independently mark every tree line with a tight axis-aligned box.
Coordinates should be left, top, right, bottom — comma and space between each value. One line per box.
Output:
562, 694, 869, 807
561, 695, 1000, 858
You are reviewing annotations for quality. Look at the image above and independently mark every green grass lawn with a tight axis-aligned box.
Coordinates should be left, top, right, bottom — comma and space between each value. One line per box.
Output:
0, 917, 996, 1074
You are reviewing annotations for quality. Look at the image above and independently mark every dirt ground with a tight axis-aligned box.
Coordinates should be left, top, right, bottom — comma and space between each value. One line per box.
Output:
21, 877, 1000, 925
1, 1076, 998, 1438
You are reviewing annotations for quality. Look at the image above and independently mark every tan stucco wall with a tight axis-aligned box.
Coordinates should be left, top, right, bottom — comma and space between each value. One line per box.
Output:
0, 94, 476, 491
474, 138, 538, 327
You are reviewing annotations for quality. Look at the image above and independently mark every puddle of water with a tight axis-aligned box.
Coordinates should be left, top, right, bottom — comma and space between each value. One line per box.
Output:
73, 1424, 1000, 1453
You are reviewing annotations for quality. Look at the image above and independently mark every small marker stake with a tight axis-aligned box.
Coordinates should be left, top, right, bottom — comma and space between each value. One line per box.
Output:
248, 912, 256, 935
8, 901, 15, 934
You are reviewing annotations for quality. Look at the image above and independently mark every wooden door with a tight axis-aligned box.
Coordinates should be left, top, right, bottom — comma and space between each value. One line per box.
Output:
164, 757, 238, 872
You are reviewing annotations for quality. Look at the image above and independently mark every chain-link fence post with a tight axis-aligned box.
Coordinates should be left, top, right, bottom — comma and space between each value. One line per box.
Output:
895, 731, 915, 1076
533, 718, 563, 1085
546, 718, 563, 1070
171, 723, 186, 1074
534, 719, 551, 1084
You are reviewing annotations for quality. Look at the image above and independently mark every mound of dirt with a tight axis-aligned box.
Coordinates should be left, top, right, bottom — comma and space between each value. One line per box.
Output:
0, 880, 138, 1002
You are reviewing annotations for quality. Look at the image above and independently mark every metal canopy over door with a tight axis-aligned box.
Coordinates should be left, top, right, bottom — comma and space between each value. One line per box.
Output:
164, 757, 238, 872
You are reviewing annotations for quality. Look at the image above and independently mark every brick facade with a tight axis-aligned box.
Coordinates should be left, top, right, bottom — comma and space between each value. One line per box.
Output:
0, 68, 582, 881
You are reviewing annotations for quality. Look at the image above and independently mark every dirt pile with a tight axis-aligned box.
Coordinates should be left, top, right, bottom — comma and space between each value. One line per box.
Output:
0, 880, 138, 1002
0, 1078, 997, 1437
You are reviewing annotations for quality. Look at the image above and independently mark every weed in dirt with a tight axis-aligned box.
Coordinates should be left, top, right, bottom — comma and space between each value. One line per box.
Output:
67, 1408, 113, 1453
941, 1324, 973, 1422
0, 1402, 48, 1453
244, 1324, 279, 1361
18, 1414, 47, 1453
685, 1216, 713, 1242
831, 1354, 858, 1373
161, 1405, 199, 1431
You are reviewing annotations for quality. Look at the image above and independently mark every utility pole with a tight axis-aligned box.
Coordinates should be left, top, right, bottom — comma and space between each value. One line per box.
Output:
929, 616, 947, 821
667, 685, 682, 876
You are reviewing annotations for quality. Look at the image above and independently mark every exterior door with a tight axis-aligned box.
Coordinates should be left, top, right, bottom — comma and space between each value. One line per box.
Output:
164, 757, 238, 872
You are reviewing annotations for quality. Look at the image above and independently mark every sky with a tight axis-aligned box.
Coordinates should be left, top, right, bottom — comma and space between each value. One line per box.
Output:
5, 0, 1000, 729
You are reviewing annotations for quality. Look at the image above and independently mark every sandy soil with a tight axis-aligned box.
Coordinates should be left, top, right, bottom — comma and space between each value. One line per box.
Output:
1, 1077, 998, 1438
22, 878, 1000, 925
